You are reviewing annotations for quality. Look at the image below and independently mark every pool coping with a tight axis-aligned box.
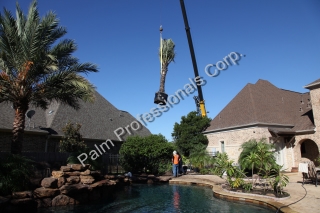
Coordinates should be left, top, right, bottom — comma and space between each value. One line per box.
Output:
169, 178, 299, 213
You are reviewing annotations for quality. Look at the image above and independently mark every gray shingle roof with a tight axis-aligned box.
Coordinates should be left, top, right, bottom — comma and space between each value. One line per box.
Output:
0, 91, 151, 141
204, 79, 315, 133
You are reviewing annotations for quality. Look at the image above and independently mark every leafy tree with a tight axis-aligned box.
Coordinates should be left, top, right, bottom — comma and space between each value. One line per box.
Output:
172, 111, 211, 157
59, 122, 87, 153
158, 38, 176, 93
0, 0, 98, 154
119, 134, 174, 174
0, 154, 34, 195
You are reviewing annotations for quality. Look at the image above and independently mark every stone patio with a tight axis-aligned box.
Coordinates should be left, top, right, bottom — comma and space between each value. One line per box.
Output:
168, 172, 320, 213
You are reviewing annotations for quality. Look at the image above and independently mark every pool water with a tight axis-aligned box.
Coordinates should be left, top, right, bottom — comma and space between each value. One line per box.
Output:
38, 184, 274, 213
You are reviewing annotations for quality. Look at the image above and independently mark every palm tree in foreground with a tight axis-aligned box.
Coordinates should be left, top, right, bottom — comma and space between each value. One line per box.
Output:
0, 0, 98, 154
154, 35, 176, 105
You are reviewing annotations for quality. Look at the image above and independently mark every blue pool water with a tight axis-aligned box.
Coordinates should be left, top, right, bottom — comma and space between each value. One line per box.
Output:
38, 184, 274, 213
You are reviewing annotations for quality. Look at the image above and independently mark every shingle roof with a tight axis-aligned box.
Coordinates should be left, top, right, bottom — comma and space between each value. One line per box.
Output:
304, 78, 320, 89
204, 79, 315, 133
0, 91, 151, 141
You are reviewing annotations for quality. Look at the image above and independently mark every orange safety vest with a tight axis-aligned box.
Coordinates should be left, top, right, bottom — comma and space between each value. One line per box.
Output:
173, 154, 180, 164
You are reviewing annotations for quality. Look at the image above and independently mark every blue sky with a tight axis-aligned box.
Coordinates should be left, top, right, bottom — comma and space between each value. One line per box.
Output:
2, 0, 320, 141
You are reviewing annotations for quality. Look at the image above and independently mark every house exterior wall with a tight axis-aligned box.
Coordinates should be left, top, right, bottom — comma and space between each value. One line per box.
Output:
0, 131, 50, 152
205, 127, 272, 163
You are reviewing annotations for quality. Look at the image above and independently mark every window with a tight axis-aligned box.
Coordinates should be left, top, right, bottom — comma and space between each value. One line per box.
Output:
220, 141, 225, 153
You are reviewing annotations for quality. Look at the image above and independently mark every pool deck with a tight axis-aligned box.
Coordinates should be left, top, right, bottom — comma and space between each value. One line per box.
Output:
168, 172, 319, 213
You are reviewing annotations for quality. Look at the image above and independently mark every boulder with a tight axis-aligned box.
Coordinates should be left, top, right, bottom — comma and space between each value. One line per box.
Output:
52, 195, 75, 206
70, 164, 86, 171
90, 179, 116, 188
57, 177, 66, 188
41, 177, 58, 188
60, 166, 73, 172
72, 193, 89, 204
65, 171, 81, 176
66, 176, 80, 184
59, 184, 90, 196
80, 175, 95, 184
158, 176, 172, 182
33, 188, 60, 198
89, 188, 101, 201
10, 198, 37, 211
80, 169, 91, 175
35, 198, 52, 208
104, 175, 116, 179
90, 170, 101, 178
11, 191, 33, 199
52, 171, 65, 178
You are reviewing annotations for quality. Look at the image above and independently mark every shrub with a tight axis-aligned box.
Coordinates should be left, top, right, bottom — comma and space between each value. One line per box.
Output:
0, 155, 35, 196
119, 134, 174, 174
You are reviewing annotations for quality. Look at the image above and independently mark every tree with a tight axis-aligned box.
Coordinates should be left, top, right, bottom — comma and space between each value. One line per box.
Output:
0, 0, 98, 154
59, 122, 87, 153
238, 138, 276, 174
158, 38, 175, 93
119, 134, 174, 174
172, 111, 211, 157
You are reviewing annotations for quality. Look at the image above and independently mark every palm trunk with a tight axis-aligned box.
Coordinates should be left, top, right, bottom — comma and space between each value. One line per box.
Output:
11, 102, 28, 154
159, 64, 168, 93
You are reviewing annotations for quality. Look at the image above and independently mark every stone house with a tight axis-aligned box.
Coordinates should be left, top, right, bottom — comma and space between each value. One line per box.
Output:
0, 91, 151, 153
203, 79, 320, 171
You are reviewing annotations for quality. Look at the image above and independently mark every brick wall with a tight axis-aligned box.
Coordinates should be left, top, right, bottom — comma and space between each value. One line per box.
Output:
205, 127, 272, 163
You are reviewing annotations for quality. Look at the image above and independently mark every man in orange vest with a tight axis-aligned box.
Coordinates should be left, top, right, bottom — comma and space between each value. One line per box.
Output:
172, 151, 181, 177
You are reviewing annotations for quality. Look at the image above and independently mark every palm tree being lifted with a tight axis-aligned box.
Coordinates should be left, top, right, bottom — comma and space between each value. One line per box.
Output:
154, 26, 176, 105
0, 0, 98, 154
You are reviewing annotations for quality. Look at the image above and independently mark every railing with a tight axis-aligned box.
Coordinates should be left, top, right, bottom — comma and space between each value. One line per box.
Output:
0, 152, 124, 175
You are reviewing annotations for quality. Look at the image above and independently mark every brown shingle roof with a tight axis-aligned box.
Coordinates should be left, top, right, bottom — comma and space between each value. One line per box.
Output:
204, 79, 315, 133
305, 78, 320, 89
0, 91, 151, 141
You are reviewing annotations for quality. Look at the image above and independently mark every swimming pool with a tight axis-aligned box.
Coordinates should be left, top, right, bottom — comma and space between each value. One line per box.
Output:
38, 184, 274, 213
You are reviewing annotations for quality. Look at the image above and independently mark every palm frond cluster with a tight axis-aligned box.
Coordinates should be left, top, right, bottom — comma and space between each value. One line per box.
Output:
0, 0, 98, 110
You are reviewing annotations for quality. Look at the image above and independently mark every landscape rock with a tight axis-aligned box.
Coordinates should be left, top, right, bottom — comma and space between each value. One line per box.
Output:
11, 191, 33, 199
66, 176, 80, 184
80, 169, 91, 175
89, 188, 101, 201
60, 166, 73, 172
65, 171, 81, 176
33, 188, 60, 198
59, 184, 90, 196
52, 195, 75, 206
80, 175, 95, 184
41, 177, 58, 188
70, 164, 87, 171
35, 198, 52, 208
57, 177, 66, 188
104, 175, 116, 179
10, 198, 37, 210
52, 171, 65, 178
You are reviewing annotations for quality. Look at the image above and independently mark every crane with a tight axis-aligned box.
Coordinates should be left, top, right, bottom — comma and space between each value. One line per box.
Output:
179, 0, 207, 117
